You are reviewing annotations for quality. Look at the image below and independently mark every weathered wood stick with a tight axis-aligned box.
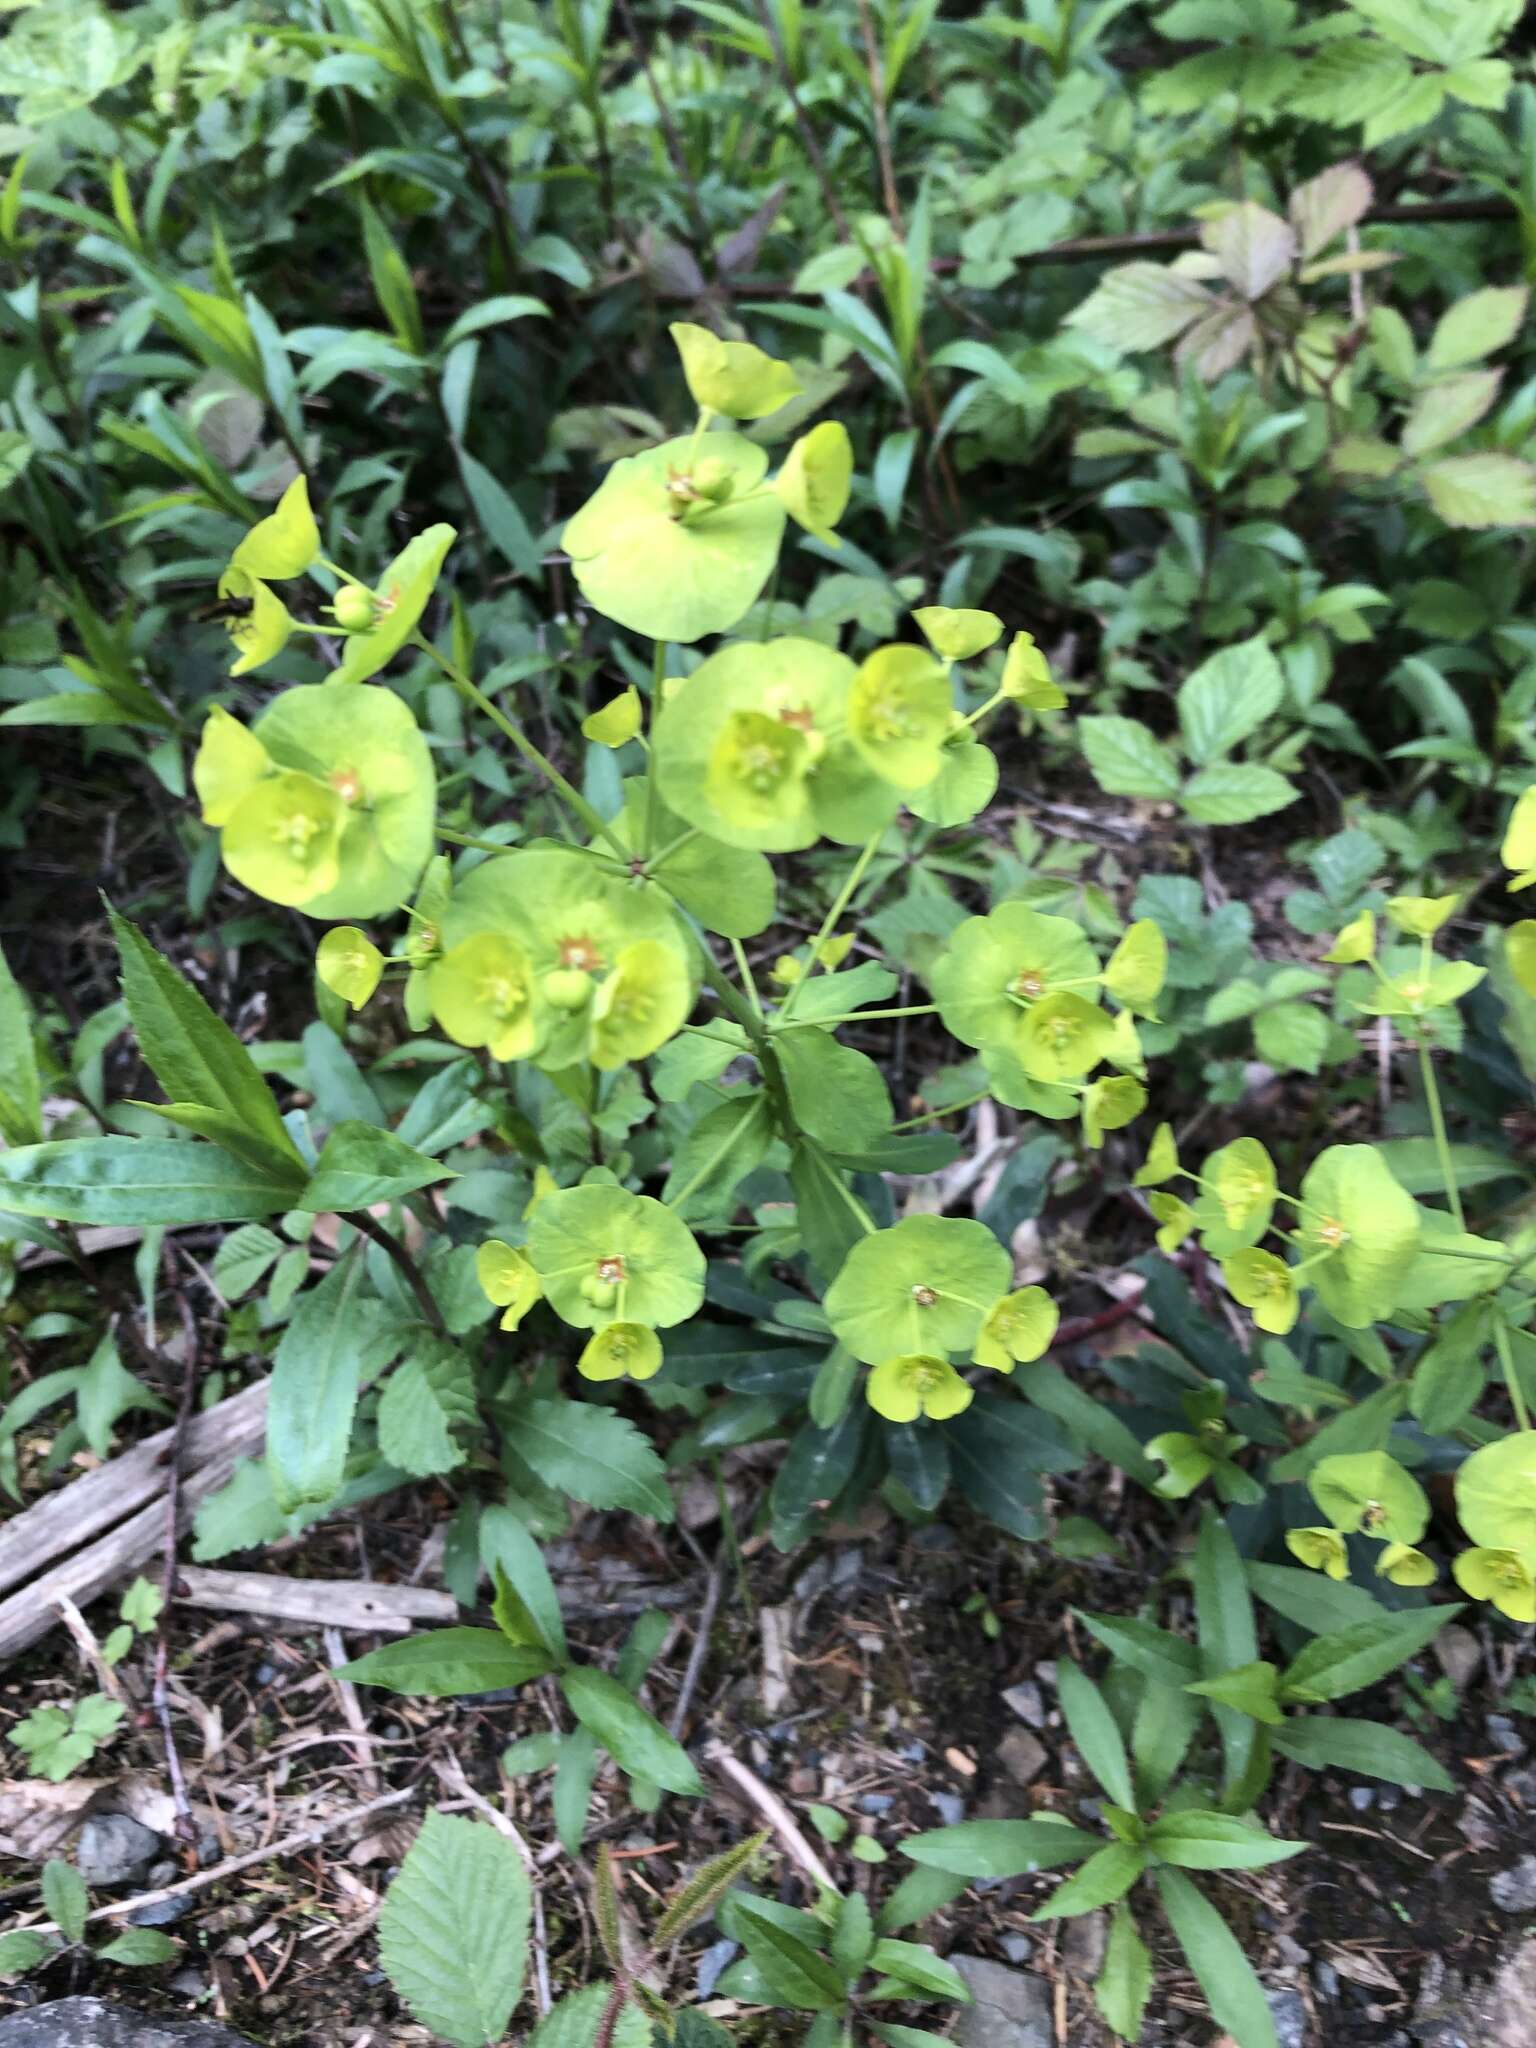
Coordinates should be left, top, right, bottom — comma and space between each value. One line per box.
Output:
0, 1380, 269, 1601
174, 1567, 456, 1633
0, 1381, 269, 1666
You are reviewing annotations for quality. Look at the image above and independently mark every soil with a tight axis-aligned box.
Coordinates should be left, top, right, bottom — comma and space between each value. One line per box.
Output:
3, 1404, 1532, 2048
3, 735, 1534, 2047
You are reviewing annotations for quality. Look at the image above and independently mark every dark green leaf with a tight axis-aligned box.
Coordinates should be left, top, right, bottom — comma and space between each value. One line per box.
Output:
559, 1667, 703, 1796
337, 1629, 555, 1697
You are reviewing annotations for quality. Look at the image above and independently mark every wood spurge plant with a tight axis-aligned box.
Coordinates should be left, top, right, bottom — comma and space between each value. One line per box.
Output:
5, 5, 1536, 2045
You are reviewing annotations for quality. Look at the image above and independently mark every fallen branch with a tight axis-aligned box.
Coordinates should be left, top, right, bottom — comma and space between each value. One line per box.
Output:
15, 1786, 416, 1935
702, 1738, 836, 1891
175, 1568, 456, 1633
0, 1381, 268, 1666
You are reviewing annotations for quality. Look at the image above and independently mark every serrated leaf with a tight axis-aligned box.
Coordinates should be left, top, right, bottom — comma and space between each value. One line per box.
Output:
528, 1985, 650, 2048
1280, 1605, 1463, 1704
211, 1222, 283, 1299
1401, 370, 1502, 457
1422, 453, 1536, 529
1096, 1904, 1152, 2039
377, 1811, 530, 2047
1273, 1715, 1454, 1792
1079, 716, 1182, 800
377, 1337, 477, 1478
514, 1397, 673, 1521
1155, 1869, 1278, 2048
108, 908, 304, 1182
1180, 763, 1298, 826
42, 1861, 88, 1946
560, 1666, 703, 1795
337, 1628, 556, 1697
268, 1252, 397, 1513
96, 1928, 179, 1966
1427, 285, 1528, 371
1178, 638, 1285, 765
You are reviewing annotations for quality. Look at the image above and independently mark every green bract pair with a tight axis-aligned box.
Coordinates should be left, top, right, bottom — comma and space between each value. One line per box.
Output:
821, 1215, 1058, 1422
430, 848, 695, 1072
560, 324, 851, 644
478, 1186, 705, 1384
1287, 1453, 1436, 1588
929, 902, 1165, 1132
193, 686, 436, 918
651, 636, 959, 853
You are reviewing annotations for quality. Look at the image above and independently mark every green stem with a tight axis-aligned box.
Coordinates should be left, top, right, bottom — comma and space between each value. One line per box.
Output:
410, 632, 627, 856
890, 1088, 990, 1131
1416, 1035, 1464, 1230
667, 1099, 768, 1212
731, 937, 764, 1019
777, 830, 886, 1021
778, 1003, 938, 1027
646, 826, 701, 873
1494, 1316, 1532, 1433
437, 825, 519, 857
644, 638, 666, 859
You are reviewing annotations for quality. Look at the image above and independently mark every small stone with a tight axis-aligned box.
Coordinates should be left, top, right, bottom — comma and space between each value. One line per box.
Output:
1033, 1662, 1058, 1690
898, 1741, 926, 1763
997, 1728, 1048, 1791
74, 1815, 163, 1890
1491, 1856, 1536, 1913
1434, 1625, 1482, 1691
1503, 1764, 1536, 1809
858, 1794, 894, 1816
1487, 1714, 1527, 1758
696, 1938, 738, 2000
1267, 1986, 1309, 2048
1000, 1933, 1035, 1965
1348, 1786, 1376, 1812
254, 1663, 277, 1685
948, 1955, 1053, 2048
1314, 1961, 1340, 2001
930, 1792, 967, 1826
1062, 1909, 1106, 1978
831, 1546, 863, 1588
127, 1897, 189, 1928
793, 1556, 832, 1602
1003, 1681, 1045, 1729
0, 2001, 258, 2046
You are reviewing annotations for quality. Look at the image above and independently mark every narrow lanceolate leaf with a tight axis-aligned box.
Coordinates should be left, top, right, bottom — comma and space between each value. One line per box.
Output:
0, 942, 43, 1146
1279, 1606, 1463, 1704
268, 1251, 397, 1512
336, 1629, 557, 1697
593, 1844, 624, 1972
0, 1139, 295, 1225
480, 1505, 568, 1662
1145, 1811, 1304, 1871
1033, 1842, 1146, 1920
377, 1810, 530, 2048
559, 1666, 703, 1797
300, 1120, 455, 1212
653, 1832, 771, 1945
1075, 1611, 1199, 1690
1273, 1716, 1455, 1793
1058, 1662, 1135, 1811
901, 1818, 1099, 1878
1155, 1869, 1279, 2048
1096, 1905, 1153, 2040
513, 1397, 673, 1521
108, 908, 304, 1178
